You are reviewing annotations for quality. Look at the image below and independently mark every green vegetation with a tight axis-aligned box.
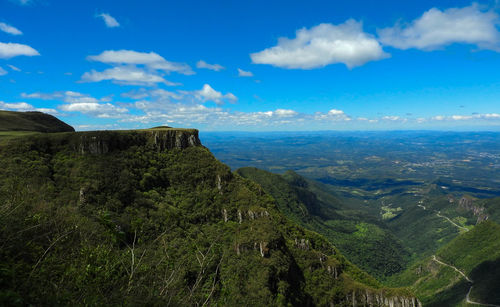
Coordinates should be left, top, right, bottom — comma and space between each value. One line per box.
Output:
387, 221, 500, 306
381, 206, 403, 220
0, 128, 414, 306
0, 110, 75, 133
236, 167, 410, 279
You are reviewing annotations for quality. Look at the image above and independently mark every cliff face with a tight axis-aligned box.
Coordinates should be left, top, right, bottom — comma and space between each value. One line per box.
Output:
77, 128, 201, 154
458, 196, 489, 224
346, 290, 422, 307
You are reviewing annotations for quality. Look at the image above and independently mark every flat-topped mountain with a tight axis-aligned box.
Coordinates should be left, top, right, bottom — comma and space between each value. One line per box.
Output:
0, 121, 419, 306
0, 110, 75, 133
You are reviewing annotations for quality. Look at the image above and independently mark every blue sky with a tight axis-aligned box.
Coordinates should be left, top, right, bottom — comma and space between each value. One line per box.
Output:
1, 0, 500, 131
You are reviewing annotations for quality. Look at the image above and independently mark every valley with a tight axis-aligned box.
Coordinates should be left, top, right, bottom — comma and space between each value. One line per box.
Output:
203, 131, 500, 306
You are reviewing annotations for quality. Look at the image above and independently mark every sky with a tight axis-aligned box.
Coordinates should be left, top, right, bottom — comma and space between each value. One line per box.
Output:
1, 0, 500, 131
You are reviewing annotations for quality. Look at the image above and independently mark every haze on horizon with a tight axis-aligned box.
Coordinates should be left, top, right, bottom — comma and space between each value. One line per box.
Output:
1, 0, 500, 131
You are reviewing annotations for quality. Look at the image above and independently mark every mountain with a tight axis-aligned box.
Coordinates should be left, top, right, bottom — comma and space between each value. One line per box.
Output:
0, 120, 419, 306
235, 167, 410, 279
0, 110, 75, 133
387, 220, 500, 306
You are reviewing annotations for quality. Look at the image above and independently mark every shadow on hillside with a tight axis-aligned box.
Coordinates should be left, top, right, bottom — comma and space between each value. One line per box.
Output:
425, 279, 470, 307
469, 257, 500, 304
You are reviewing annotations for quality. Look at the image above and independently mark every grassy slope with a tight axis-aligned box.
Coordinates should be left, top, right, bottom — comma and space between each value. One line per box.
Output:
387, 221, 500, 306
0, 131, 414, 306
236, 167, 410, 279
0, 110, 75, 133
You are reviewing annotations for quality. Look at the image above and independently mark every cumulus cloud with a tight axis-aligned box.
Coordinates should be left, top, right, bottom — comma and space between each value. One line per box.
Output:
378, 4, 500, 50
314, 109, 351, 121
87, 50, 194, 75
96, 13, 120, 28
251, 20, 389, 69
122, 101, 354, 129
196, 60, 225, 71
192, 84, 238, 105
0, 101, 58, 114
0, 67, 7, 76
0, 22, 23, 35
0, 42, 39, 59
81, 66, 178, 86
59, 102, 127, 118
238, 68, 254, 77
22, 90, 127, 118
22, 91, 108, 104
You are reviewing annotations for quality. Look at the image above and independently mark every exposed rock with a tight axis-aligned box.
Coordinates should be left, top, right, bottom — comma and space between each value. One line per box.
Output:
79, 187, 87, 206
151, 129, 201, 151
343, 289, 421, 307
327, 265, 339, 279
79, 136, 109, 154
259, 241, 269, 257
222, 209, 228, 222
216, 175, 222, 193
77, 129, 201, 155
295, 238, 310, 250
458, 196, 489, 224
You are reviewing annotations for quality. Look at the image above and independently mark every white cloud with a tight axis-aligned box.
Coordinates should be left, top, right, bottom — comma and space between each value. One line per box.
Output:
193, 84, 237, 105
0, 101, 58, 114
251, 20, 389, 69
22, 90, 128, 118
196, 60, 225, 71
87, 50, 193, 75
59, 102, 127, 118
22, 90, 112, 105
429, 113, 500, 122
381, 115, 402, 121
0, 101, 31, 110
313, 109, 351, 121
7, 64, 21, 71
81, 66, 178, 86
378, 4, 500, 50
96, 13, 120, 28
0, 22, 23, 35
238, 68, 254, 77
274, 109, 298, 117
0, 67, 7, 76
0, 42, 39, 59
122, 102, 354, 128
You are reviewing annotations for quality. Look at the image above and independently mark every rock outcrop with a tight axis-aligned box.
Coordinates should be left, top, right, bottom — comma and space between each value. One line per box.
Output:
343, 290, 422, 307
458, 196, 489, 224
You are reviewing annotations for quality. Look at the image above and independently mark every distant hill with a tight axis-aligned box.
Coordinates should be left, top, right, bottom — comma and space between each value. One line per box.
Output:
0, 110, 74, 133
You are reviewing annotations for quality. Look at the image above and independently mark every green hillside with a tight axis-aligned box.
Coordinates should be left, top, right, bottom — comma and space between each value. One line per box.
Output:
388, 221, 500, 306
0, 129, 417, 306
0, 110, 75, 133
236, 167, 410, 279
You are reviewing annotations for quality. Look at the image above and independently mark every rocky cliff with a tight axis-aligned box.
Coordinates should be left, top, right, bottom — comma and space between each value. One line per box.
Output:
458, 196, 489, 224
76, 128, 201, 154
